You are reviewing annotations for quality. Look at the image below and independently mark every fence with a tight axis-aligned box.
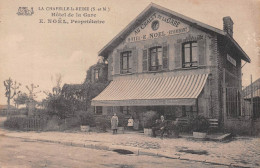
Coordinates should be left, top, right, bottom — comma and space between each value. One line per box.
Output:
0, 109, 21, 116
224, 73, 260, 121
242, 80, 260, 120
4, 116, 47, 131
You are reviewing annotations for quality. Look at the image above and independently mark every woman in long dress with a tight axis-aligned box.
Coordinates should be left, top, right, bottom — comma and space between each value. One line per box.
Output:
111, 113, 118, 134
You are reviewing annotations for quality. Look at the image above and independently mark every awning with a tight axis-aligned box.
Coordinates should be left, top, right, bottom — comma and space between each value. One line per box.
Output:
92, 74, 208, 106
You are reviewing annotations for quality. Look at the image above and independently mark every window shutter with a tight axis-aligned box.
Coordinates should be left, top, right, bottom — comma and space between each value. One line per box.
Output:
162, 44, 169, 70
108, 55, 113, 72
114, 51, 120, 74
198, 39, 206, 66
174, 43, 182, 69
132, 49, 138, 73
142, 49, 148, 71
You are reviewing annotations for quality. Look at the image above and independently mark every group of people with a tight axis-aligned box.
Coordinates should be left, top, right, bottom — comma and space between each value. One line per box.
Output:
110, 113, 134, 134
111, 113, 167, 138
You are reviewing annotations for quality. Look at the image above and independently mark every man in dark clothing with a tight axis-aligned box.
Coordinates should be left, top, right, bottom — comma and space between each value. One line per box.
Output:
152, 115, 167, 138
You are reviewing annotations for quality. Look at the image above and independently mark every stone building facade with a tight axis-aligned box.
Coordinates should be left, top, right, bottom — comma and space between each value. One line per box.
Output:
91, 4, 250, 131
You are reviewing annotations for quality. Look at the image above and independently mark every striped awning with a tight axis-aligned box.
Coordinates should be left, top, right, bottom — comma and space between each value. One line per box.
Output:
92, 74, 208, 106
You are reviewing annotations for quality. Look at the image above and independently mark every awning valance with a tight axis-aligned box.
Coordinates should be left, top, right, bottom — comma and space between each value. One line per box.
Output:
92, 74, 208, 106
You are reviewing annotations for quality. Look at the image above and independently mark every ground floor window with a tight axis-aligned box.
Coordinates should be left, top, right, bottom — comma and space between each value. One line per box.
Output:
120, 106, 130, 115
95, 106, 102, 115
226, 88, 241, 117
182, 105, 198, 118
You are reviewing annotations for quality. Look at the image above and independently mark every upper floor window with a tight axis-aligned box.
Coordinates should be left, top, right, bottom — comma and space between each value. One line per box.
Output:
120, 51, 132, 74
149, 46, 162, 71
182, 42, 198, 68
94, 69, 100, 81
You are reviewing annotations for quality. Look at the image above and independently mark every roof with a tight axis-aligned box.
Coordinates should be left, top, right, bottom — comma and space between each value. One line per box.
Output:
99, 3, 250, 63
243, 78, 260, 98
244, 89, 260, 99
0, 105, 16, 110
92, 73, 208, 106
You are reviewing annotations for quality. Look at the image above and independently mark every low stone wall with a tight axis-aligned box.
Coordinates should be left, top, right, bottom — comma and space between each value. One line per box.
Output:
224, 118, 252, 135
253, 119, 260, 136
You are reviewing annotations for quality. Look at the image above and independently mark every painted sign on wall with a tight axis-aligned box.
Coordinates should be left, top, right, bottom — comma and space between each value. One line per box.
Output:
125, 12, 189, 43
227, 54, 236, 66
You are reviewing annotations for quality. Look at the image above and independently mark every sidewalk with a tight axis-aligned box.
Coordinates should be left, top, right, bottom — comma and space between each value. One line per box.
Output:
1, 129, 259, 168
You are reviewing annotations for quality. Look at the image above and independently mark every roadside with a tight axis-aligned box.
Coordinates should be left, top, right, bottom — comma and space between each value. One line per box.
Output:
1, 135, 232, 168
0, 128, 259, 168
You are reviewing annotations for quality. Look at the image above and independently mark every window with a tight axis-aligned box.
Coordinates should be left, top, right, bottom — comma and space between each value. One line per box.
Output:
120, 106, 130, 115
226, 88, 241, 118
149, 46, 162, 71
120, 51, 132, 74
94, 69, 100, 81
182, 42, 198, 68
95, 106, 102, 115
182, 105, 197, 117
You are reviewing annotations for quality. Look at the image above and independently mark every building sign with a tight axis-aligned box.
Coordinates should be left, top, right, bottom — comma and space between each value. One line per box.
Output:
125, 12, 189, 43
227, 54, 236, 66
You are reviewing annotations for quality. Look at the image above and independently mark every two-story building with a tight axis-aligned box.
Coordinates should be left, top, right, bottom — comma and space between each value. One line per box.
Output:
91, 3, 251, 132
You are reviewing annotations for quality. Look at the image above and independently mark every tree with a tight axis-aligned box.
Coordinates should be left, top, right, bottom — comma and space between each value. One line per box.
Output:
26, 83, 41, 101
44, 94, 72, 119
25, 83, 41, 116
3, 78, 21, 109
44, 73, 63, 96
13, 93, 29, 108
52, 73, 62, 95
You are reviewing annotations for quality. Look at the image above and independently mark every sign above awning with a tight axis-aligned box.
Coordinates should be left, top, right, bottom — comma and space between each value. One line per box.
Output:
91, 74, 208, 106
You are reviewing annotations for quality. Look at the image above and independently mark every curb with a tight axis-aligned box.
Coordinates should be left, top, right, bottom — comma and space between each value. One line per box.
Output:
3, 135, 252, 168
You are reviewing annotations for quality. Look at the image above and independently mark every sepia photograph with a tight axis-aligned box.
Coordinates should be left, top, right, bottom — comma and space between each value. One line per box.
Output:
0, 0, 259, 167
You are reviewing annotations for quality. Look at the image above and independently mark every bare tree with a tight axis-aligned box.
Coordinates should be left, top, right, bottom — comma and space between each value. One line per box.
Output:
26, 83, 41, 100
3, 78, 21, 109
50, 73, 63, 96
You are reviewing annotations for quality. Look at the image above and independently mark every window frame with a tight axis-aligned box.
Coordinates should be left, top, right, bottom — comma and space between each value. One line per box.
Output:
120, 51, 132, 74
182, 105, 198, 118
182, 41, 198, 68
95, 106, 102, 115
120, 106, 130, 115
149, 46, 163, 71
94, 69, 100, 81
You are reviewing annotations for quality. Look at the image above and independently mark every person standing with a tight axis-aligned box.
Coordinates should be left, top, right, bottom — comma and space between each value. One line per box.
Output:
111, 113, 118, 134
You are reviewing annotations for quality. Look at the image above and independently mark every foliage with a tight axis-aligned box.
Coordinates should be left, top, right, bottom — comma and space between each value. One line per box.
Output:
3, 78, 21, 108
26, 83, 41, 100
95, 115, 110, 131
4, 116, 46, 130
4, 117, 21, 129
61, 81, 109, 111
44, 95, 72, 119
143, 111, 159, 128
84, 62, 108, 83
76, 110, 95, 126
43, 62, 108, 120
13, 93, 29, 107
116, 112, 127, 127
188, 115, 210, 132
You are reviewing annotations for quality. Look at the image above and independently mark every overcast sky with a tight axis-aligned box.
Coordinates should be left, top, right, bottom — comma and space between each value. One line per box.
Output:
0, 0, 259, 105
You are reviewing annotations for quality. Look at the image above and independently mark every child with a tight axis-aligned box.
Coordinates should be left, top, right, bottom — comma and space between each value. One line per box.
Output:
127, 116, 134, 130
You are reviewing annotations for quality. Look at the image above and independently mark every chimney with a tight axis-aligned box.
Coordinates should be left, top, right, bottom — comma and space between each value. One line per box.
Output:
223, 16, 234, 37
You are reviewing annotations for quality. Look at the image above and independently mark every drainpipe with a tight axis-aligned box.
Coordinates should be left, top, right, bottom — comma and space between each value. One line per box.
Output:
223, 69, 226, 131
250, 75, 254, 135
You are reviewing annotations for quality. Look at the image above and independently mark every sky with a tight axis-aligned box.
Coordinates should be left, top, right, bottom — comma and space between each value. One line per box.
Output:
0, 0, 259, 105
